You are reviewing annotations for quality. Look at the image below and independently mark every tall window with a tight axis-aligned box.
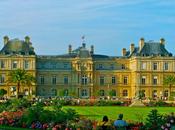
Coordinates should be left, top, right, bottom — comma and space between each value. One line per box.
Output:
63, 63, 68, 69
24, 60, 29, 69
40, 76, 44, 84
99, 90, 105, 96
153, 76, 158, 85
110, 64, 114, 70
100, 76, 105, 85
153, 90, 157, 98
164, 62, 169, 70
141, 62, 146, 70
81, 75, 88, 85
123, 90, 128, 96
112, 76, 116, 85
164, 90, 168, 97
81, 89, 87, 96
141, 76, 146, 85
64, 76, 68, 85
99, 64, 103, 69
153, 62, 158, 70
0, 60, 5, 68
52, 75, 56, 85
121, 64, 126, 69
0, 74, 5, 84
51, 89, 57, 96
12, 61, 18, 69
123, 76, 128, 85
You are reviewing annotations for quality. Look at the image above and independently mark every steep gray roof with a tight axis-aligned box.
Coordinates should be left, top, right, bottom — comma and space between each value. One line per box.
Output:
128, 41, 172, 57
0, 38, 35, 55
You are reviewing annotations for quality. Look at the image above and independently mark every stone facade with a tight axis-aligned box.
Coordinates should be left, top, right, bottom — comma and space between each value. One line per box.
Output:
0, 36, 174, 99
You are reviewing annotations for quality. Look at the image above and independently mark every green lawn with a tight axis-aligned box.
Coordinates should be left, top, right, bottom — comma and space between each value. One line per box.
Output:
63, 106, 175, 122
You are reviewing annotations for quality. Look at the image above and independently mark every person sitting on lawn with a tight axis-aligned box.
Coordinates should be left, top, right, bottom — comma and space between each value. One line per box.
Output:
97, 116, 111, 130
114, 114, 128, 130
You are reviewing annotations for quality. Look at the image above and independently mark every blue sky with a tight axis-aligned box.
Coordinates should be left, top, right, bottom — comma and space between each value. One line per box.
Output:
0, 0, 175, 56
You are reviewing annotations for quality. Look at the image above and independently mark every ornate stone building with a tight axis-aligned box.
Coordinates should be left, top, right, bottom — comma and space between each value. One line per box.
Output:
0, 36, 174, 99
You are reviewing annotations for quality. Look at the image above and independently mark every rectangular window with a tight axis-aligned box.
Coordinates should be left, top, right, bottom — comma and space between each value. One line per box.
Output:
123, 76, 128, 85
99, 64, 103, 69
64, 76, 68, 85
0, 74, 5, 84
153, 76, 158, 85
12, 61, 18, 69
100, 76, 105, 85
63, 63, 68, 69
164, 62, 169, 70
81, 75, 87, 85
52, 75, 56, 85
24, 60, 29, 69
112, 76, 116, 85
40, 76, 44, 84
0, 60, 5, 68
110, 64, 114, 70
153, 62, 158, 70
141, 76, 146, 85
141, 62, 146, 70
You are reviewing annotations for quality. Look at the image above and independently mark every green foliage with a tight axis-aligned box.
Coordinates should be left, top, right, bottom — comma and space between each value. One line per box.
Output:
145, 109, 165, 129
138, 90, 145, 99
0, 98, 31, 112
94, 100, 124, 106
0, 89, 7, 97
8, 69, 36, 98
109, 90, 116, 97
163, 75, 175, 86
20, 101, 79, 126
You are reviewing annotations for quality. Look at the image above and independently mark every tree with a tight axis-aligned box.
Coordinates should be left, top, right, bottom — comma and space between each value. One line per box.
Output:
145, 109, 165, 129
109, 90, 116, 97
25, 74, 36, 96
163, 75, 175, 98
0, 89, 7, 97
7, 69, 36, 98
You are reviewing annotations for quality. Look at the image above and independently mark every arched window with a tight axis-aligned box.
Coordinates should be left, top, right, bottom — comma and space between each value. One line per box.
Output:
123, 90, 128, 97
51, 89, 57, 96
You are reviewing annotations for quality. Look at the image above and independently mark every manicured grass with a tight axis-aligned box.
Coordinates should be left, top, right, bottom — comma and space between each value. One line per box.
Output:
63, 106, 175, 122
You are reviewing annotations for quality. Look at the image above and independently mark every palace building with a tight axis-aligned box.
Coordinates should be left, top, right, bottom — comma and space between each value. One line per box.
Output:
0, 36, 174, 99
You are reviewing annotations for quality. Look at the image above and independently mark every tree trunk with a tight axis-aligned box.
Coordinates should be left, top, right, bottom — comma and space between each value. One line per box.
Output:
170, 84, 172, 97
17, 82, 20, 98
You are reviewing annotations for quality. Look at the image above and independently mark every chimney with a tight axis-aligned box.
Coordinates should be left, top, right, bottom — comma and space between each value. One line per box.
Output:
25, 36, 30, 43
122, 48, 126, 56
90, 45, 94, 54
3, 36, 9, 45
68, 44, 72, 54
160, 38, 165, 45
130, 43, 135, 54
139, 38, 144, 51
